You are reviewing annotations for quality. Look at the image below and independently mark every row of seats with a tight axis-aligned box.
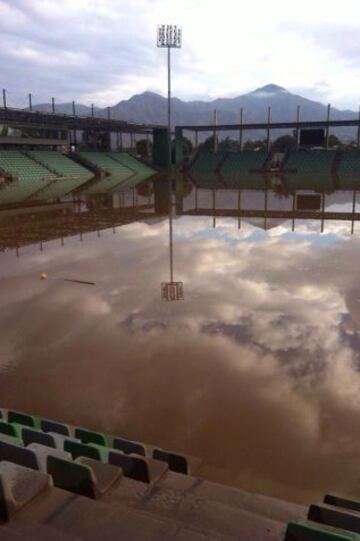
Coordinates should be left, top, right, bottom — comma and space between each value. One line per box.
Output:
189, 172, 268, 190
221, 151, 268, 174
107, 152, 154, 175
81, 172, 150, 195
284, 150, 337, 174
191, 150, 226, 173
27, 177, 89, 202
25, 151, 93, 180
2, 408, 360, 539
337, 150, 360, 180
0, 408, 196, 477
0, 151, 57, 182
0, 177, 52, 205
78, 152, 140, 178
284, 495, 360, 540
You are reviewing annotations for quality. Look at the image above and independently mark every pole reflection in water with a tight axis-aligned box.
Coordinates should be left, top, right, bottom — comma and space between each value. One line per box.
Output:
161, 177, 184, 301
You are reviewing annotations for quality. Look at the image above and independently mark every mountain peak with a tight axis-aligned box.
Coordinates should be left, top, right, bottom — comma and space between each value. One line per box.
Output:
252, 84, 288, 94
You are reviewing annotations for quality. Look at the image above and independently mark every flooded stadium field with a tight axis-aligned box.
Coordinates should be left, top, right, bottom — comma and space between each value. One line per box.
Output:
1, 174, 360, 505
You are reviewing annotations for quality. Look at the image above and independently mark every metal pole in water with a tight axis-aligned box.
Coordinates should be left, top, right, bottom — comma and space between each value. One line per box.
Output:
296, 105, 300, 149
239, 108, 243, 151
325, 104, 331, 149
267, 106, 271, 152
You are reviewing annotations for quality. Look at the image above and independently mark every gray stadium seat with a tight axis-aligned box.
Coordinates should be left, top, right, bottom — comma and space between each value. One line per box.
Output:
153, 448, 188, 474
27, 443, 71, 472
47, 455, 120, 499
41, 419, 70, 436
0, 461, 51, 522
113, 437, 146, 456
108, 451, 150, 483
47, 455, 96, 498
308, 503, 360, 533
22, 428, 56, 448
324, 493, 360, 513
0, 440, 38, 470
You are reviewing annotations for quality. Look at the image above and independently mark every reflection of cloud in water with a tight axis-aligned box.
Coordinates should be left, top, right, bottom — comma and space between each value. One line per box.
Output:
1, 219, 360, 503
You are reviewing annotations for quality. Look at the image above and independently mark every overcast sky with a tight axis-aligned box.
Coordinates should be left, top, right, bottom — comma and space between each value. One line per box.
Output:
1, 0, 360, 109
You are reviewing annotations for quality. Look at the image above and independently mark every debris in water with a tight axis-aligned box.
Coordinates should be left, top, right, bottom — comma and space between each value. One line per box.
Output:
64, 279, 96, 286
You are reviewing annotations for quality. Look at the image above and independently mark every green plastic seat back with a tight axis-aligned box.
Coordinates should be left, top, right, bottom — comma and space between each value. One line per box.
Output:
286, 521, 357, 541
64, 440, 100, 461
0, 421, 18, 438
74, 428, 107, 446
8, 411, 36, 428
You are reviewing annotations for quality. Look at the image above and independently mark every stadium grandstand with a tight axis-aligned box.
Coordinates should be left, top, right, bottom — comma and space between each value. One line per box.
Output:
282, 150, 337, 175
1, 406, 359, 540
0, 149, 156, 206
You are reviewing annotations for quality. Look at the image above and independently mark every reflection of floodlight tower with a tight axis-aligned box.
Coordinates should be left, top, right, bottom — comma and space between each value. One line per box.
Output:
158, 24, 184, 301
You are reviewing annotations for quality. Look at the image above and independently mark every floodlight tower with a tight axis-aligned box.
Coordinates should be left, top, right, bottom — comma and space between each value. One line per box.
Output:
157, 24, 184, 301
157, 24, 182, 173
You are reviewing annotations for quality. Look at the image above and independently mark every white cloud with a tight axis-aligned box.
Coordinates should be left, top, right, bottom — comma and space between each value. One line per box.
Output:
0, 0, 360, 107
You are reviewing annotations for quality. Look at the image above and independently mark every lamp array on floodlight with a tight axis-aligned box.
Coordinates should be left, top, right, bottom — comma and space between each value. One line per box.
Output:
157, 25, 182, 48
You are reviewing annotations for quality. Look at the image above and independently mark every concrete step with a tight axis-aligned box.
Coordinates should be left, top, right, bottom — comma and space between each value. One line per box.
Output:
141, 488, 286, 540
6, 520, 84, 540
102, 468, 305, 525
15, 482, 239, 540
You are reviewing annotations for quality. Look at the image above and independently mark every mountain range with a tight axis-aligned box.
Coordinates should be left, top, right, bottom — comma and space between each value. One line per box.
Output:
31, 84, 359, 141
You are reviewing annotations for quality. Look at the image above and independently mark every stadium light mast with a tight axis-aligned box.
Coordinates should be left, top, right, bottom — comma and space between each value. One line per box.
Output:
157, 24, 182, 172
157, 24, 184, 302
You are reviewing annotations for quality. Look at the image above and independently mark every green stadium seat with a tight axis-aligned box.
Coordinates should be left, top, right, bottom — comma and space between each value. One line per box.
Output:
153, 448, 188, 474
64, 440, 101, 461
41, 419, 70, 436
0, 421, 19, 439
74, 427, 107, 447
285, 520, 358, 540
308, 503, 360, 533
113, 437, 145, 456
7, 410, 37, 428
22, 428, 56, 448
0, 461, 51, 522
